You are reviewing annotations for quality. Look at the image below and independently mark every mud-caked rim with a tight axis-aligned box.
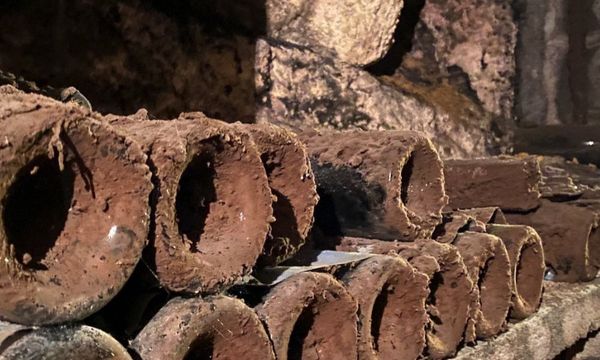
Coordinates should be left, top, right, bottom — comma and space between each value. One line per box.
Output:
132, 296, 275, 360
343, 256, 429, 359
256, 272, 358, 360
0, 324, 132, 360
244, 123, 318, 266
154, 127, 272, 294
417, 241, 473, 359
0, 110, 151, 325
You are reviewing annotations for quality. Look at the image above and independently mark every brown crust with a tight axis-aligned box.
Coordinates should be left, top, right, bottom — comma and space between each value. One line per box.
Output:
444, 156, 542, 212
256, 272, 358, 360
486, 224, 545, 319
336, 238, 473, 359
131, 296, 275, 360
234, 122, 319, 265
0, 322, 132, 360
0, 90, 151, 325
454, 232, 512, 341
506, 199, 599, 282
300, 129, 447, 240
342, 256, 429, 360
111, 115, 273, 293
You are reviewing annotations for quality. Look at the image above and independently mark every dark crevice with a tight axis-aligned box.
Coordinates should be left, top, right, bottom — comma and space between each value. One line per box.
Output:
84, 261, 169, 344
288, 305, 316, 360
0, 329, 32, 353
426, 271, 444, 324
184, 335, 215, 360
270, 189, 299, 242
477, 258, 492, 311
148, 0, 267, 38
0, 1, 267, 121
60, 131, 95, 198
431, 225, 447, 239
423, 270, 445, 358
400, 153, 415, 207
226, 285, 270, 308
313, 189, 342, 238
367, 0, 427, 75
260, 152, 300, 244
175, 153, 217, 251
553, 328, 600, 359
445, 65, 482, 105
370, 286, 390, 352
2, 154, 74, 270
489, 210, 501, 224
127, 348, 144, 360
431, 216, 451, 239
478, 261, 491, 289
433, 218, 477, 241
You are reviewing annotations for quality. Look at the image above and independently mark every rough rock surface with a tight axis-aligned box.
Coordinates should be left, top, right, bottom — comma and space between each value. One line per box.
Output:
145, 1, 405, 67
0, 2, 503, 158
379, 72, 507, 157
455, 280, 600, 360
574, 330, 600, 359
265, 0, 405, 66
401, 0, 517, 119
513, 0, 571, 126
255, 39, 493, 159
